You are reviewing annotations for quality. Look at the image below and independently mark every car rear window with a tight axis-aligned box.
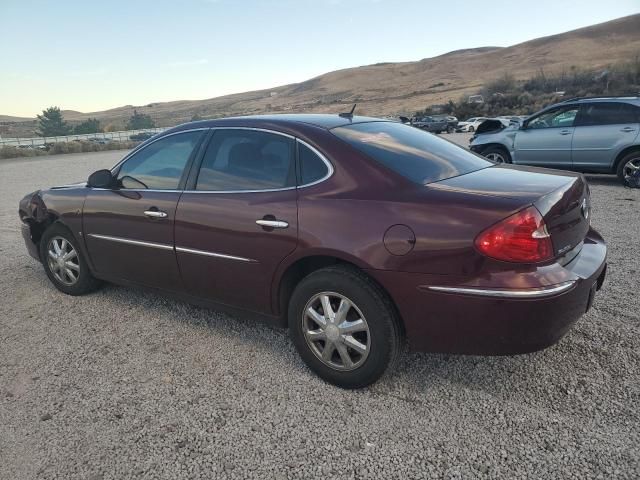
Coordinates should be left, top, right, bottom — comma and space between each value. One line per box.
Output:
332, 121, 491, 185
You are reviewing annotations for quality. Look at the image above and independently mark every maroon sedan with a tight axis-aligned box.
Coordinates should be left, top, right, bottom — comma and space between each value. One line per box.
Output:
19, 115, 607, 388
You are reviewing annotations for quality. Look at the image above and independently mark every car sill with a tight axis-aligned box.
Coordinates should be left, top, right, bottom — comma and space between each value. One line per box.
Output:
423, 281, 576, 298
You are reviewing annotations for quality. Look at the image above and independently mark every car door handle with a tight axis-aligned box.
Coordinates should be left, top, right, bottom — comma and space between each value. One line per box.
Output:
256, 219, 289, 229
621, 127, 636, 133
559, 129, 572, 135
144, 209, 168, 219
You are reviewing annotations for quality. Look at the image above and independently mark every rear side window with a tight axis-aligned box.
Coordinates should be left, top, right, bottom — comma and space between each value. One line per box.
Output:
196, 129, 295, 191
576, 102, 640, 126
331, 121, 491, 185
298, 142, 329, 185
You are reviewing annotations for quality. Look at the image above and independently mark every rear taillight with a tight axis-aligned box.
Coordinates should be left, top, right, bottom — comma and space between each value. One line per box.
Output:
475, 206, 553, 263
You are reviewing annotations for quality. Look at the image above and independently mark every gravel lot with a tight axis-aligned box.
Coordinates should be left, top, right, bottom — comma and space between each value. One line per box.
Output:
1, 141, 639, 479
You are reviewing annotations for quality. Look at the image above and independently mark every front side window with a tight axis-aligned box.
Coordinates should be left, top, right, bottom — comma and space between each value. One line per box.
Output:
576, 102, 640, 126
196, 129, 295, 191
527, 107, 579, 129
332, 121, 491, 185
116, 131, 203, 189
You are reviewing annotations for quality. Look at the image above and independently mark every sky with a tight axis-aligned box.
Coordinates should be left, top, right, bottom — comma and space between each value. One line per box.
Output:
1, 0, 638, 117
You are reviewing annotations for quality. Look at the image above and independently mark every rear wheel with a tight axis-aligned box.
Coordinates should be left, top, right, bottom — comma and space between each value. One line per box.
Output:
483, 146, 512, 164
40, 223, 102, 295
288, 265, 402, 389
616, 151, 640, 187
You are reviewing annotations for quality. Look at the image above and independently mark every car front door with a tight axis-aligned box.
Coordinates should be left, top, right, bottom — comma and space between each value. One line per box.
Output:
174, 128, 300, 314
571, 102, 640, 171
513, 105, 579, 167
83, 129, 206, 290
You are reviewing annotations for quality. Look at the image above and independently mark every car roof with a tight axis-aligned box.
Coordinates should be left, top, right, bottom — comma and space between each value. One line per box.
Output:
173, 114, 388, 132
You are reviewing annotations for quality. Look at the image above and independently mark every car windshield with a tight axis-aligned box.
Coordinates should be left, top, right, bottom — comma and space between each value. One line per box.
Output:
332, 121, 491, 185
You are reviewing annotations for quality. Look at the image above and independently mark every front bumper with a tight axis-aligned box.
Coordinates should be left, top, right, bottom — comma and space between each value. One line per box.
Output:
21, 223, 41, 261
368, 228, 607, 355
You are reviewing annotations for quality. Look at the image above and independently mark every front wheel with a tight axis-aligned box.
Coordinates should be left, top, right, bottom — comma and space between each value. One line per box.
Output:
288, 265, 402, 389
616, 151, 640, 187
40, 223, 103, 295
468, 126, 475, 132
482, 146, 512, 164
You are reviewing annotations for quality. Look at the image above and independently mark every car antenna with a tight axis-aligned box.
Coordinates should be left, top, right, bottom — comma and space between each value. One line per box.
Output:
339, 104, 357, 119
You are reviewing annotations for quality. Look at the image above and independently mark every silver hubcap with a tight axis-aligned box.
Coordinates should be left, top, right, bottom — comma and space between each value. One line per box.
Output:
302, 292, 370, 371
623, 157, 640, 182
47, 236, 80, 286
486, 152, 506, 163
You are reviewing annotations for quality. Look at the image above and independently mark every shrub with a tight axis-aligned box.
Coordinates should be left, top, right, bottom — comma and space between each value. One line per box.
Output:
0, 146, 48, 159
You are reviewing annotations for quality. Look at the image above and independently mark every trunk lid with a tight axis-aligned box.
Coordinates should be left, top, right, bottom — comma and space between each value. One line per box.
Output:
430, 164, 590, 259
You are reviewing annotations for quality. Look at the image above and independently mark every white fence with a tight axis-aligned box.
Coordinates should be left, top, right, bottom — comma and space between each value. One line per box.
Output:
0, 128, 168, 147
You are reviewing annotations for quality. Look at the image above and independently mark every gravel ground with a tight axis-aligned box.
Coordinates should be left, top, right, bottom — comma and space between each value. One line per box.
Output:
1, 145, 639, 480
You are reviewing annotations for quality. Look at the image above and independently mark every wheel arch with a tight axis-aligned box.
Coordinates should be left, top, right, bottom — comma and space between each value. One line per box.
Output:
613, 145, 640, 173
474, 142, 511, 156
273, 252, 405, 336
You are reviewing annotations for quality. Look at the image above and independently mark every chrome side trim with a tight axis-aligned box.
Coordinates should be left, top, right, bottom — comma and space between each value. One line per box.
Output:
87, 234, 173, 251
175, 246, 256, 263
424, 281, 576, 298
180, 132, 334, 194
182, 186, 297, 194
295, 138, 335, 189
97, 126, 335, 194
90, 188, 184, 192
210, 126, 295, 139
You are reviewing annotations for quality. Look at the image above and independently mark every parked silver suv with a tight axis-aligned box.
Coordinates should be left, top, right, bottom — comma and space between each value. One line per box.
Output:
469, 97, 640, 186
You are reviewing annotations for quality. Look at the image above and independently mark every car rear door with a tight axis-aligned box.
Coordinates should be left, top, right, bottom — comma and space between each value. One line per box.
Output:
572, 102, 640, 171
174, 128, 299, 314
83, 129, 206, 290
513, 105, 579, 167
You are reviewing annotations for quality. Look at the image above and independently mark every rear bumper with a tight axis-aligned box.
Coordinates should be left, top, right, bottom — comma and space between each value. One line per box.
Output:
21, 223, 41, 261
368, 228, 607, 355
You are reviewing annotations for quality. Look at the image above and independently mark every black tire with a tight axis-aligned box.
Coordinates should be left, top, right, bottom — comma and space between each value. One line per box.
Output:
468, 126, 475, 132
482, 145, 512, 164
616, 150, 640, 187
288, 265, 402, 389
39, 223, 102, 296
447, 126, 454, 134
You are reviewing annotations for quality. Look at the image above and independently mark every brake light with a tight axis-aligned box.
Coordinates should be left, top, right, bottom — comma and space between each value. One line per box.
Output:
475, 206, 553, 263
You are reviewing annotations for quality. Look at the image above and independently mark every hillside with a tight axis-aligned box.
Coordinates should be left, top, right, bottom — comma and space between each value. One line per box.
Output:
3, 14, 639, 136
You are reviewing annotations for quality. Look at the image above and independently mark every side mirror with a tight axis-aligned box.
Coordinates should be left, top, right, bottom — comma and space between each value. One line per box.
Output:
87, 169, 114, 188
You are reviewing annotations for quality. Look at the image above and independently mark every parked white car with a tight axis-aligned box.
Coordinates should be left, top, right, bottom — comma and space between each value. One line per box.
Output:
456, 117, 488, 132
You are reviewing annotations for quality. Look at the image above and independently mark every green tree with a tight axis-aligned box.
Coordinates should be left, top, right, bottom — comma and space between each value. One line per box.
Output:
126, 109, 155, 130
73, 118, 102, 134
36, 106, 71, 137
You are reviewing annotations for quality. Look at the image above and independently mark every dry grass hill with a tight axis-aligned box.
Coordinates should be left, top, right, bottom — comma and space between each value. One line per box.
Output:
3, 14, 639, 136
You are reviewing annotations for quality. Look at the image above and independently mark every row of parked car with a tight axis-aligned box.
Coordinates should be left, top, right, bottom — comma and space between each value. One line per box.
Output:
405, 115, 526, 134
394, 96, 640, 187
